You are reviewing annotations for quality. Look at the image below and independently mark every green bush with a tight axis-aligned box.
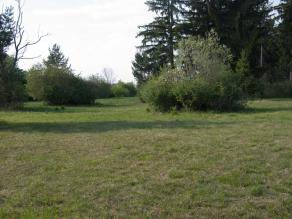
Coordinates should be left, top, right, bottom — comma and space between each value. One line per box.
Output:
140, 31, 247, 112
111, 81, 137, 98
43, 67, 97, 105
26, 65, 45, 101
88, 75, 113, 99
140, 78, 178, 112
27, 66, 97, 105
263, 81, 292, 98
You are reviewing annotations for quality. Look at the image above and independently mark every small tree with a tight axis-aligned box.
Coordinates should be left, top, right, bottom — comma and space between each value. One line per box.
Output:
44, 44, 70, 69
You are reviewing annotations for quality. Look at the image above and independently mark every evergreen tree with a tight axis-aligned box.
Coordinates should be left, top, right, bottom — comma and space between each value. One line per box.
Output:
277, 0, 292, 80
0, 7, 14, 63
182, 0, 213, 37
0, 7, 26, 107
133, 0, 185, 84
44, 44, 70, 69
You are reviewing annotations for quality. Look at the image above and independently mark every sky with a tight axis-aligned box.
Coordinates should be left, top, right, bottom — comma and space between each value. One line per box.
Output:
3, 0, 153, 82
2, 0, 280, 82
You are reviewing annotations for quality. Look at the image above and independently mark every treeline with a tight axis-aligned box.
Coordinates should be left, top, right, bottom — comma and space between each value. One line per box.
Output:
133, 0, 292, 111
0, 5, 136, 108
133, 0, 292, 85
26, 44, 137, 105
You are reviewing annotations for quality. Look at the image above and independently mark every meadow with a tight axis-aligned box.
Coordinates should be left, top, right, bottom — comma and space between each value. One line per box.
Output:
0, 98, 291, 218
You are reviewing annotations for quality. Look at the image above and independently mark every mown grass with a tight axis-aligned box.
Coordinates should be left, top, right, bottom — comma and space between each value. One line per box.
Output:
0, 97, 291, 218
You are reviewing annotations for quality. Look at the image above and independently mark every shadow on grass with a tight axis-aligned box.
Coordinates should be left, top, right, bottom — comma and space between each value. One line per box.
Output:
0, 120, 234, 133
240, 106, 292, 114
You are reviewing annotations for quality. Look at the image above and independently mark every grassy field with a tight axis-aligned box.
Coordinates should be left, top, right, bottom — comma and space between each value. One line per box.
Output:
0, 97, 291, 218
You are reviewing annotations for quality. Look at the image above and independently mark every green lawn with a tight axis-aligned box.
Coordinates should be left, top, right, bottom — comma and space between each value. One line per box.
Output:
0, 98, 291, 218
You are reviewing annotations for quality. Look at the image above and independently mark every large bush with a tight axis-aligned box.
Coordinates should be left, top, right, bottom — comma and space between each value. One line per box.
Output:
27, 66, 97, 105
140, 31, 247, 112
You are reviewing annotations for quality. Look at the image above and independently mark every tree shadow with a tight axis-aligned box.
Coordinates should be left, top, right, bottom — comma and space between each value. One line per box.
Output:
239, 106, 292, 114
0, 120, 234, 134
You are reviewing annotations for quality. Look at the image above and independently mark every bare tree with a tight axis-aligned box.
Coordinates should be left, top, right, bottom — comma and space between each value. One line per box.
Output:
12, 0, 47, 66
101, 68, 116, 84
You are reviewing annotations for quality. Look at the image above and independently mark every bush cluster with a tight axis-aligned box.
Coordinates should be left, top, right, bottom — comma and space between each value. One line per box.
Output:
27, 66, 97, 105
140, 31, 247, 112
111, 81, 137, 98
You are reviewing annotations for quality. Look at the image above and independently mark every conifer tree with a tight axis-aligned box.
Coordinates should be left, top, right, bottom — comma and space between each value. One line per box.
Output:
44, 44, 70, 69
277, 0, 292, 79
133, 0, 185, 84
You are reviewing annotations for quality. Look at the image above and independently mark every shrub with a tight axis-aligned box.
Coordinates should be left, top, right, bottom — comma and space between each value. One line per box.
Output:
140, 31, 247, 112
88, 75, 113, 99
140, 77, 178, 112
263, 81, 292, 98
27, 66, 97, 105
111, 81, 137, 98
26, 65, 45, 100
42, 67, 96, 105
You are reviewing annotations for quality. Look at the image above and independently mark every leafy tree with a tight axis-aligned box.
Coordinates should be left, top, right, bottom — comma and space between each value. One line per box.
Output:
26, 64, 45, 100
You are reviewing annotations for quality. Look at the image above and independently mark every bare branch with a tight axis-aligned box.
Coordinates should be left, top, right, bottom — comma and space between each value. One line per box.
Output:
12, 0, 48, 67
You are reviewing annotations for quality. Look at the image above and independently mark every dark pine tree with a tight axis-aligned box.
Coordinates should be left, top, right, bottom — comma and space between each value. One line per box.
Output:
133, 0, 185, 85
277, 0, 292, 80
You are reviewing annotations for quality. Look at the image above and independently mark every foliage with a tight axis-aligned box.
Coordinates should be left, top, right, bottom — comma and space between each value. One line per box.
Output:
0, 7, 26, 108
262, 81, 292, 98
27, 46, 97, 105
133, 0, 276, 84
176, 30, 233, 80
111, 81, 137, 98
0, 7, 14, 60
140, 32, 247, 111
132, 0, 184, 84
140, 77, 178, 112
42, 67, 96, 105
43, 44, 70, 69
0, 56, 26, 108
26, 64, 45, 100
88, 75, 113, 99
276, 0, 292, 80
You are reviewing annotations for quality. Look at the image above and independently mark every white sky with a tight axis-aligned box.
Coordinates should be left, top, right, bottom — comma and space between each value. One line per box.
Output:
3, 0, 153, 82
2, 0, 280, 82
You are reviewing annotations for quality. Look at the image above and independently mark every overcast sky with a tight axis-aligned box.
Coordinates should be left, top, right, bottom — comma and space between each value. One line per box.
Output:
3, 0, 153, 82
3, 0, 279, 82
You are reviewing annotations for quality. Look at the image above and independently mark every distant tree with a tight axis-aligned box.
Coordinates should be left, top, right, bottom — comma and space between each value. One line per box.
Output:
101, 68, 116, 84
44, 44, 70, 69
88, 74, 113, 98
26, 64, 45, 100
111, 81, 137, 97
